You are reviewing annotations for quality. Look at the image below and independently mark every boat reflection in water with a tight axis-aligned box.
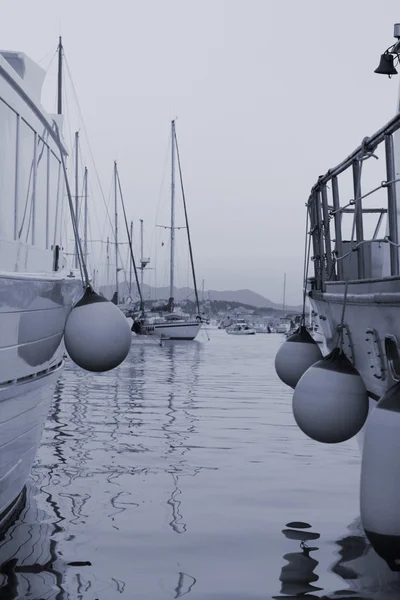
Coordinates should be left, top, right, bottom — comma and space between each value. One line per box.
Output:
162, 342, 199, 595
0, 482, 65, 599
274, 519, 400, 600
273, 522, 322, 599
0, 340, 201, 599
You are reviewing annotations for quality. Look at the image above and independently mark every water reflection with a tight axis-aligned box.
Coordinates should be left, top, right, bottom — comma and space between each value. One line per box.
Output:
0, 340, 203, 598
0, 483, 65, 599
162, 342, 201, 538
273, 523, 321, 599
273, 518, 400, 600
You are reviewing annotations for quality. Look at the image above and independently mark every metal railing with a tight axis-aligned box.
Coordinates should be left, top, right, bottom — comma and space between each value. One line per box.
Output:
308, 114, 400, 290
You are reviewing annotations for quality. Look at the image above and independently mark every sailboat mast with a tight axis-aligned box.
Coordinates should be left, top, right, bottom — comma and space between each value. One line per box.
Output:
173, 124, 201, 316
83, 167, 88, 267
169, 120, 176, 308
114, 161, 119, 304
129, 220, 133, 296
57, 37, 63, 115
140, 219, 144, 291
282, 272, 287, 313
74, 131, 79, 269
107, 237, 110, 288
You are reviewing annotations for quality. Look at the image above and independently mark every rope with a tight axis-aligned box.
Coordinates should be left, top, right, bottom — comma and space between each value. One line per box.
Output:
301, 206, 311, 326
63, 53, 118, 256
115, 168, 144, 312
53, 121, 89, 288
335, 238, 388, 261
337, 140, 369, 350
329, 177, 400, 216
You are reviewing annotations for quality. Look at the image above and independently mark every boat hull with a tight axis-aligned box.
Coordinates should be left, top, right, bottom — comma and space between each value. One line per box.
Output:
140, 321, 201, 340
309, 278, 400, 403
226, 329, 256, 335
0, 273, 81, 526
0, 365, 62, 526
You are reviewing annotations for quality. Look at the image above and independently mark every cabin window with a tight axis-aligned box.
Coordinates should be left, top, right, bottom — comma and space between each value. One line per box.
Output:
0, 99, 17, 239
384, 336, 400, 381
48, 151, 62, 249
34, 135, 48, 248
17, 119, 35, 244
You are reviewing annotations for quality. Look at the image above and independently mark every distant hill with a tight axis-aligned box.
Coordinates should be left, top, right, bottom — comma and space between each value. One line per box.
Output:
98, 282, 301, 313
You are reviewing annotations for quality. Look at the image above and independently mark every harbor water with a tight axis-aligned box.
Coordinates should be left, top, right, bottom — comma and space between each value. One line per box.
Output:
0, 330, 396, 599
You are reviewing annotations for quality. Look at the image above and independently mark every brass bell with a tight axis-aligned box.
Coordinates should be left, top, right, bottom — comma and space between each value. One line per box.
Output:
374, 53, 398, 76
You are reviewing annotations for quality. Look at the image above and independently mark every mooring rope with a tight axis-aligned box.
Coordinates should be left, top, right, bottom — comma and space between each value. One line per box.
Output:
54, 120, 90, 289
301, 206, 311, 326
337, 139, 371, 350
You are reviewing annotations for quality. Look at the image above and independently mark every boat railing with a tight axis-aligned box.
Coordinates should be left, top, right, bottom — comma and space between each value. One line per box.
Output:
308, 112, 400, 291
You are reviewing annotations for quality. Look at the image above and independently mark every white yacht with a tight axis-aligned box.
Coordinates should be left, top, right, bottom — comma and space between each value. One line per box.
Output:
0, 41, 82, 527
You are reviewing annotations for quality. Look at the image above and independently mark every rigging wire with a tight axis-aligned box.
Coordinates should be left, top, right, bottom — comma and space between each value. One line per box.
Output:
63, 52, 118, 251
53, 121, 90, 289
173, 127, 201, 316
116, 168, 144, 312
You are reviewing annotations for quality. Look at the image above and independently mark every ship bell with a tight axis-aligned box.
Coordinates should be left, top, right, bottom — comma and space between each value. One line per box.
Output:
374, 53, 397, 76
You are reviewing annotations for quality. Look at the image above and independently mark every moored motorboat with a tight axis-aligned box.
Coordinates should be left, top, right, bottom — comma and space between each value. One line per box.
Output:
226, 324, 256, 335
274, 22, 400, 572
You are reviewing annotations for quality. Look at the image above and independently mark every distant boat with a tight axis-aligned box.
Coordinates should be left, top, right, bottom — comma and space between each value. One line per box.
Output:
226, 324, 256, 335
132, 120, 202, 340
253, 323, 269, 333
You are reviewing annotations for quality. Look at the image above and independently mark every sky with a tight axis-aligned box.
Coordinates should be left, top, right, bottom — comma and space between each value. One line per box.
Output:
2, 0, 400, 304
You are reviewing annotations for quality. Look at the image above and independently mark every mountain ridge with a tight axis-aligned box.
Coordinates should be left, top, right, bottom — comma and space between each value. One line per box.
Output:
98, 282, 301, 312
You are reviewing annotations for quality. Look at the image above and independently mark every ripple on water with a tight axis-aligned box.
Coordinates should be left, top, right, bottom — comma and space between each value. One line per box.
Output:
0, 331, 396, 599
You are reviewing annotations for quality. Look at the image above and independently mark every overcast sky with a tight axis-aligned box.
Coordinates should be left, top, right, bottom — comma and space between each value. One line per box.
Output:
3, 0, 400, 304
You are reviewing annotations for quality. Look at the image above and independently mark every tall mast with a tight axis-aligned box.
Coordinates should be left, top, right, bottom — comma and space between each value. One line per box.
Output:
106, 237, 110, 288
140, 218, 144, 291
57, 37, 63, 115
114, 161, 119, 304
129, 220, 133, 296
282, 272, 287, 313
83, 167, 88, 267
174, 123, 201, 316
169, 120, 176, 309
74, 131, 79, 269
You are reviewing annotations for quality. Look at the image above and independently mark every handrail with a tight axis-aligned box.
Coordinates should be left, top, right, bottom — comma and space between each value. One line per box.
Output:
309, 110, 400, 192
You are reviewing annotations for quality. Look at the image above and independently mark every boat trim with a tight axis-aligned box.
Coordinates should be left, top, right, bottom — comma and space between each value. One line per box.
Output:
0, 486, 26, 531
0, 57, 67, 153
0, 359, 64, 388
311, 291, 400, 305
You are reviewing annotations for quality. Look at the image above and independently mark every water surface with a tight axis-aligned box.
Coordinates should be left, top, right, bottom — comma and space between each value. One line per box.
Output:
0, 330, 397, 599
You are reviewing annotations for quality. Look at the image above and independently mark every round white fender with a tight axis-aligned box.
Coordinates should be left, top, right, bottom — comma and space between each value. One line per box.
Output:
292, 348, 368, 443
275, 326, 322, 389
360, 382, 400, 571
64, 288, 132, 372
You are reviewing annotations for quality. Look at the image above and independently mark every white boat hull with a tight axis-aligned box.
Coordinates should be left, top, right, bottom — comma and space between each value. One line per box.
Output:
226, 329, 256, 335
140, 321, 201, 340
0, 274, 81, 526
310, 278, 400, 404
0, 365, 62, 523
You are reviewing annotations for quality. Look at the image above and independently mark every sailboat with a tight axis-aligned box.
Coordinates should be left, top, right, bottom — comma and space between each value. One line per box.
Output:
132, 120, 202, 340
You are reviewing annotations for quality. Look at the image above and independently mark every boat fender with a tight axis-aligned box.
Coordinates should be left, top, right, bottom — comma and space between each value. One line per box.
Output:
360, 382, 400, 571
274, 326, 322, 388
64, 287, 131, 372
292, 347, 368, 443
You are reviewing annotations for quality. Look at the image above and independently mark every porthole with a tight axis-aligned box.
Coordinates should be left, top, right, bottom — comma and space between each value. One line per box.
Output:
384, 335, 400, 381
